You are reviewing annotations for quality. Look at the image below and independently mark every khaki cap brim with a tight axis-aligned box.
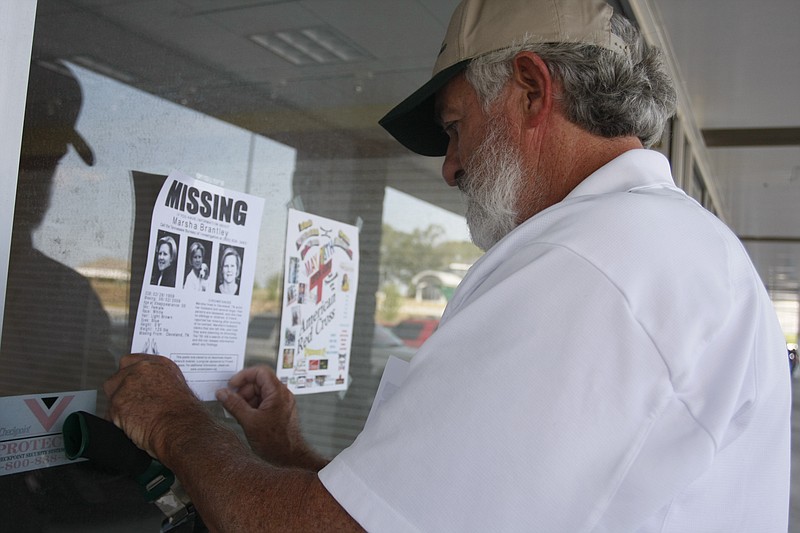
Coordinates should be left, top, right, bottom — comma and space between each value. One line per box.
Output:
379, 0, 628, 157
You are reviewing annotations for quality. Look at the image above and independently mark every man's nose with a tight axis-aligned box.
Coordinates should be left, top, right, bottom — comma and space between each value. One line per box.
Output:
441, 141, 462, 187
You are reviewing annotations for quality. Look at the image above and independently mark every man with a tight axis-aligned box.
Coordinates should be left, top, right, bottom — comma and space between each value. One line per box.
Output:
105, 0, 791, 530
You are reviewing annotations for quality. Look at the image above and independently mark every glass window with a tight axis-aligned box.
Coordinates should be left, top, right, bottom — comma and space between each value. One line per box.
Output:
0, 1, 474, 529
4, 2, 792, 531
391, 321, 424, 341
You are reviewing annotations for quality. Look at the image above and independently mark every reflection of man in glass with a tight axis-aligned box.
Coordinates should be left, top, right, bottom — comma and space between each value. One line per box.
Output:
0, 61, 115, 397
3, 60, 150, 532
184, 240, 208, 291
217, 246, 241, 295
151, 234, 177, 287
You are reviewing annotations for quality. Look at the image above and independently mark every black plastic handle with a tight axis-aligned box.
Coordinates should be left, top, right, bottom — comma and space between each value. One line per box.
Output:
63, 411, 174, 501
63, 411, 151, 475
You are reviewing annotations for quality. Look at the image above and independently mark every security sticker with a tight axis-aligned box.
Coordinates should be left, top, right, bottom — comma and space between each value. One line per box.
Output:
0, 390, 96, 476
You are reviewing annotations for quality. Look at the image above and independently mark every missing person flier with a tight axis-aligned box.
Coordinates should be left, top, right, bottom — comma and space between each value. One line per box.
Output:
277, 209, 359, 394
132, 170, 265, 400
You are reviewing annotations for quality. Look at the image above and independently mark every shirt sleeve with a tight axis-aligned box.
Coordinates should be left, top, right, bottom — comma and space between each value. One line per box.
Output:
319, 244, 718, 532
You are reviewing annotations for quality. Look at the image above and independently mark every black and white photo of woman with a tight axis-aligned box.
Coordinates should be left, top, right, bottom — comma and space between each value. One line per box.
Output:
216, 245, 243, 296
183, 238, 211, 291
150, 231, 179, 287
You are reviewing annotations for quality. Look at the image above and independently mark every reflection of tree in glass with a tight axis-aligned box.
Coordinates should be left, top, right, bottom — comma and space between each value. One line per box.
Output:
250, 273, 283, 316
377, 282, 403, 323
379, 224, 482, 290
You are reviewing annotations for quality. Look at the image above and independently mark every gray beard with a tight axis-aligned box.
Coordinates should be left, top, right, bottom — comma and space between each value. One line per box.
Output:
460, 118, 525, 251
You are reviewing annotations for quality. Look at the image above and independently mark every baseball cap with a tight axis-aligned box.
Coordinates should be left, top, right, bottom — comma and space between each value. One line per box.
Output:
21, 62, 95, 166
379, 0, 629, 156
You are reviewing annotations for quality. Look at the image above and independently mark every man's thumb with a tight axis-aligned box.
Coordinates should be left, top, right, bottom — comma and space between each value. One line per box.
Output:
216, 388, 247, 418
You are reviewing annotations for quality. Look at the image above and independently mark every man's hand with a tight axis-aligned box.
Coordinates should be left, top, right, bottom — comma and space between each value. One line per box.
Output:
104, 354, 205, 460
104, 358, 359, 531
216, 365, 328, 470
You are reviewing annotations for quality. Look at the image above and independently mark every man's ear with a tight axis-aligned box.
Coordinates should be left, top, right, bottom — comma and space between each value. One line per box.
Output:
510, 52, 553, 128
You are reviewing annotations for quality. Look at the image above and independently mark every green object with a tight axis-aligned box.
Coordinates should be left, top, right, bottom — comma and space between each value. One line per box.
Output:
62, 411, 174, 502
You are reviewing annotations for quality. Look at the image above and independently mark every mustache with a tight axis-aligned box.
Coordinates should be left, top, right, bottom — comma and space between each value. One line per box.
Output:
455, 171, 468, 192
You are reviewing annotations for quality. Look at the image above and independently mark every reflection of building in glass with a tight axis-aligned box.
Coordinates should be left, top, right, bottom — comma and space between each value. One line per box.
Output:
410, 270, 464, 303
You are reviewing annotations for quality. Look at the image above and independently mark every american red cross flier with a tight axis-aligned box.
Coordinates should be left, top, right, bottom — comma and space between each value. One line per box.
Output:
277, 209, 359, 394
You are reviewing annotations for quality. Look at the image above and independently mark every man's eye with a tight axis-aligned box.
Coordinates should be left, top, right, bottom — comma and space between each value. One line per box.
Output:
443, 122, 458, 137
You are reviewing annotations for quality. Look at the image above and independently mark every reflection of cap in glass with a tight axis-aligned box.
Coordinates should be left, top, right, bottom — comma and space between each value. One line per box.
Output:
21, 61, 95, 166
379, 0, 629, 157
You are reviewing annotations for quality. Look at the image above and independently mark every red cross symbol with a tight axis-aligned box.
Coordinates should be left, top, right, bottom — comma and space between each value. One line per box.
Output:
309, 256, 332, 303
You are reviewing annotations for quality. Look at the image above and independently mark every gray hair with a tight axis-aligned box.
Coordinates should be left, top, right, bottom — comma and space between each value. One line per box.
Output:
465, 14, 676, 148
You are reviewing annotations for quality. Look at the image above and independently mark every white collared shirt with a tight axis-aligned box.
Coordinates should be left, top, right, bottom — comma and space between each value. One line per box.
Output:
320, 149, 791, 532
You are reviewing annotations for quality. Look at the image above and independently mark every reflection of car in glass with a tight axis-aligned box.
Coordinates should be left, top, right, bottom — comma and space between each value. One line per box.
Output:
390, 318, 439, 348
245, 314, 416, 376
370, 324, 417, 377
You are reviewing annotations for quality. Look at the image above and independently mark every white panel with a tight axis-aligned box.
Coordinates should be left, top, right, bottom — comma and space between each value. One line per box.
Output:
0, 0, 38, 338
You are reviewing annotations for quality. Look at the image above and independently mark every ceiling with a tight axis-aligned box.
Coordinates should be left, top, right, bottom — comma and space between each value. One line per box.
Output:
632, 0, 800, 302
29, 0, 800, 300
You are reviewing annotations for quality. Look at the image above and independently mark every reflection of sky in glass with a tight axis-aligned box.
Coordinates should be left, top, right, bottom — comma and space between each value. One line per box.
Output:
32, 63, 295, 285
383, 187, 470, 242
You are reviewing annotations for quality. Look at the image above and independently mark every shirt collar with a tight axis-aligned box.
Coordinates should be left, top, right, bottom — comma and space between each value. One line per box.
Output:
564, 149, 676, 200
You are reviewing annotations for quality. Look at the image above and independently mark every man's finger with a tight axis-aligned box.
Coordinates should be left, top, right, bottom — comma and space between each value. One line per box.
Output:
217, 388, 251, 421
119, 353, 149, 368
228, 365, 262, 387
